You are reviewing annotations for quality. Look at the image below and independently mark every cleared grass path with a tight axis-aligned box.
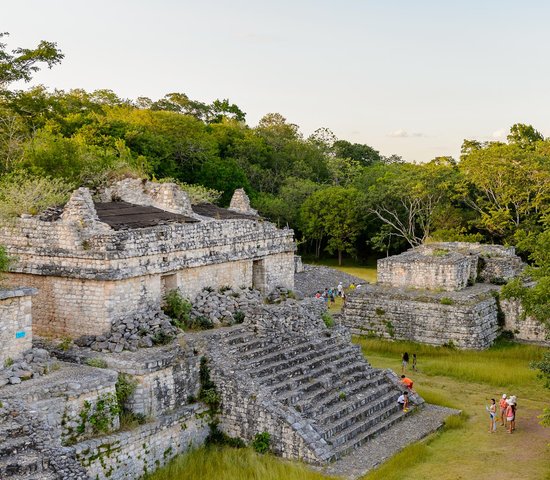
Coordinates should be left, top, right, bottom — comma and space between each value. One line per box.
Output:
356, 337, 550, 480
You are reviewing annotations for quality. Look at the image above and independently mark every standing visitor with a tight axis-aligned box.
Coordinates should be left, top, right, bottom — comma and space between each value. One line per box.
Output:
488, 398, 497, 433
412, 353, 417, 372
499, 394, 508, 427
337, 281, 343, 297
402, 352, 409, 373
506, 399, 515, 433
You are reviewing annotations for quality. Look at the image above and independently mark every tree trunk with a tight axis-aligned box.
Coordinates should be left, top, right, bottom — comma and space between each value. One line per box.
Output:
338, 249, 342, 266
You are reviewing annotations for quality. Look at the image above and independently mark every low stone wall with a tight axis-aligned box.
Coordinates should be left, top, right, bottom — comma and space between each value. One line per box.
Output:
500, 297, 550, 346
75, 406, 208, 480
0, 287, 36, 365
342, 284, 499, 349
377, 251, 475, 291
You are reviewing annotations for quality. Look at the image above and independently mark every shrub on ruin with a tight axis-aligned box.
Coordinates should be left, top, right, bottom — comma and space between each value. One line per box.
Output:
233, 311, 245, 324
251, 431, 271, 454
322, 312, 334, 328
162, 289, 192, 330
440, 297, 455, 305
85, 358, 108, 369
0, 245, 11, 275
152, 330, 174, 345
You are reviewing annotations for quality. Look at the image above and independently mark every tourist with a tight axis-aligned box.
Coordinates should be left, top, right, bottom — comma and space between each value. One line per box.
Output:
487, 398, 497, 433
402, 352, 409, 373
315, 291, 322, 299
337, 281, 343, 297
401, 375, 413, 391
499, 394, 508, 427
505, 398, 515, 433
508, 395, 517, 431
349, 282, 356, 290
397, 391, 409, 411
323, 288, 329, 304
329, 289, 335, 303
412, 353, 417, 372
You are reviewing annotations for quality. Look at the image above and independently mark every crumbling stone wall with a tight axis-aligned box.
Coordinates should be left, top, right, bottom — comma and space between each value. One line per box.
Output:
75, 406, 208, 480
343, 284, 499, 349
0, 184, 295, 338
0, 288, 36, 364
500, 297, 550, 346
377, 251, 475, 291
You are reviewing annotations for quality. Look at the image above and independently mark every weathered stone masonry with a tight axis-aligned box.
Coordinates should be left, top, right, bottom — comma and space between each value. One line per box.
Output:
0, 288, 36, 365
343, 242, 531, 349
0, 181, 295, 338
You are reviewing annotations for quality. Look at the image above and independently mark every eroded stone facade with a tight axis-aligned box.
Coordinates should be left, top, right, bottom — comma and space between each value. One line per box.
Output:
0, 288, 36, 365
343, 242, 532, 349
0, 182, 295, 338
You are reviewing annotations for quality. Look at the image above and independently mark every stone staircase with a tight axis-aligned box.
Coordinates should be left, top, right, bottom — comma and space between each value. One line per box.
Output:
211, 324, 419, 463
0, 409, 57, 480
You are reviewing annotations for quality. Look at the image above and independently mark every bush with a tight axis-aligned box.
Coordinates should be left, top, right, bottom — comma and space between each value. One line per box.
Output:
322, 312, 334, 328
0, 245, 11, 275
251, 431, 271, 454
0, 173, 73, 221
162, 289, 192, 330
85, 358, 108, 369
440, 297, 455, 305
233, 311, 245, 324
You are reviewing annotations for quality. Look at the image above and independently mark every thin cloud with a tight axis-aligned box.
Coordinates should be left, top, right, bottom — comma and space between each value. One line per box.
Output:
492, 129, 507, 139
388, 129, 426, 138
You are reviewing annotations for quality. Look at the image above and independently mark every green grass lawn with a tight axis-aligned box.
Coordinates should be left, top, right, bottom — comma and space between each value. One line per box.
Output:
303, 257, 378, 284
357, 337, 550, 480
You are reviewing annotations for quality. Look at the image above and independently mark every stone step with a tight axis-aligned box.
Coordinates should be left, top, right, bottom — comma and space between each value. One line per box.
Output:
243, 340, 321, 370
236, 335, 311, 361
250, 344, 355, 382
319, 389, 397, 438
12, 471, 58, 480
308, 372, 389, 417
0, 452, 49, 477
277, 360, 376, 411
329, 405, 408, 460
0, 420, 29, 439
0, 435, 34, 456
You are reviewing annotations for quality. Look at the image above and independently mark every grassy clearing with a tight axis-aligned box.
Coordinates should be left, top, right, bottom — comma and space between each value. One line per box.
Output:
355, 336, 546, 390
304, 257, 378, 283
359, 337, 550, 480
144, 446, 338, 480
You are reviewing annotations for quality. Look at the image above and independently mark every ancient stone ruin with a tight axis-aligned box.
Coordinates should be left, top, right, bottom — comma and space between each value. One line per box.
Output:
0, 180, 452, 480
343, 242, 548, 348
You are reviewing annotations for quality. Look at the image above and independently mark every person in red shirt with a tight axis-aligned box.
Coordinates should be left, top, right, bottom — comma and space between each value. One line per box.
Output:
499, 394, 508, 427
401, 375, 414, 391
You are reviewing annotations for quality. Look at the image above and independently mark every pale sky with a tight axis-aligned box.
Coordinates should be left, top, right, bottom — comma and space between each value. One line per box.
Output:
4, 0, 550, 162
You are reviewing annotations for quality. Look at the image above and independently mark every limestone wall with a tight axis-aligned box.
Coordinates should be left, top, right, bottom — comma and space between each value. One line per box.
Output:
377, 251, 474, 291
0, 288, 36, 364
500, 297, 550, 346
343, 284, 499, 349
75, 406, 208, 480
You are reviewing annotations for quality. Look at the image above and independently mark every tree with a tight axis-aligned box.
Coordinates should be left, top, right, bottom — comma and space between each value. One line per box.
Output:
333, 139, 381, 166
458, 137, 550, 240
0, 33, 63, 89
363, 160, 458, 247
530, 352, 550, 427
301, 186, 363, 265
507, 123, 544, 149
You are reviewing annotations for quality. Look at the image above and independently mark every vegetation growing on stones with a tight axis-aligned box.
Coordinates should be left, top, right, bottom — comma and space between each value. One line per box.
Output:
251, 432, 271, 454
322, 312, 334, 328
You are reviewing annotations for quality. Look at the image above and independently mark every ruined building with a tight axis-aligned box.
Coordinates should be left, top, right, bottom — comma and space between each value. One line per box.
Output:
0, 180, 452, 480
0, 179, 295, 338
343, 242, 548, 348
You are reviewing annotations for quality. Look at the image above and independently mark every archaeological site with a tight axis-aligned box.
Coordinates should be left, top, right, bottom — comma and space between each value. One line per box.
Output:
0, 180, 461, 480
343, 242, 548, 348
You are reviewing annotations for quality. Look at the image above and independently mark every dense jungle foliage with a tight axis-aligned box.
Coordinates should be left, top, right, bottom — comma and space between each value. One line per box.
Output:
0, 34, 548, 325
